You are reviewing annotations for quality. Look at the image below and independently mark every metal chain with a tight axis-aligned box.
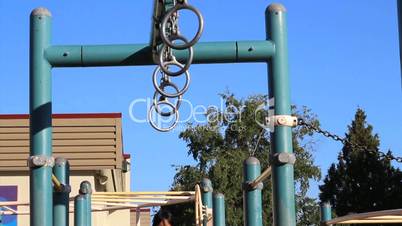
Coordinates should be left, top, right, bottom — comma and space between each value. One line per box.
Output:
297, 118, 402, 163
149, 0, 203, 132
249, 128, 265, 157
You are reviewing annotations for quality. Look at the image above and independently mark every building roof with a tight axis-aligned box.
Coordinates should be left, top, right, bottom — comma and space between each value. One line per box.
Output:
0, 113, 124, 171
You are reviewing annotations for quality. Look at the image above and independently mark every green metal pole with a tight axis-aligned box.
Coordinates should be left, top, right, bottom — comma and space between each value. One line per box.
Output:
265, 4, 297, 226
74, 195, 86, 226
53, 158, 70, 226
30, 7, 53, 226
79, 181, 92, 226
45, 41, 275, 67
0, 208, 3, 226
243, 157, 263, 226
201, 178, 213, 226
213, 193, 225, 226
320, 202, 332, 226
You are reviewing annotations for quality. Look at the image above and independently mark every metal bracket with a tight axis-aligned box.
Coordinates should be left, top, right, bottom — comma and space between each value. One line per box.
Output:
79, 187, 91, 195
150, 0, 177, 64
55, 184, 71, 193
150, 0, 164, 63
79, 182, 92, 195
271, 153, 296, 165
266, 115, 298, 127
243, 181, 263, 191
27, 155, 55, 168
202, 186, 212, 193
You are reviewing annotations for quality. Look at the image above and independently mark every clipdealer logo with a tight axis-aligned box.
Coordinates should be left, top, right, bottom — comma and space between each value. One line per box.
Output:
128, 97, 274, 132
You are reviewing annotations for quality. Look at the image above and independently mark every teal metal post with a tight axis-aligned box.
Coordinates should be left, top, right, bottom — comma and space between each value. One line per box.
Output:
53, 158, 70, 226
30, 7, 53, 226
200, 178, 213, 226
243, 157, 263, 226
320, 202, 332, 226
74, 195, 86, 226
266, 4, 297, 226
80, 181, 92, 226
213, 193, 225, 226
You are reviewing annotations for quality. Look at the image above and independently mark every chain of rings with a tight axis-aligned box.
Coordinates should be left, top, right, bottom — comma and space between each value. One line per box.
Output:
298, 118, 402, 163
149, 0, 204, 132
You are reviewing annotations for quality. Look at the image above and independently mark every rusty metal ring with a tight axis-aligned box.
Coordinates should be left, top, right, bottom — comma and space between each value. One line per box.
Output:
159, 35, 193, 76
160, 3, 204, 50
152, 65, 190, 98
148, 100, 179, 132
153, 82, 182, 117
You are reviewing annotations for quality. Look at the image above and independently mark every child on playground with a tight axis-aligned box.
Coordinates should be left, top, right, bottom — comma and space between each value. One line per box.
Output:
152, 210, 173, 226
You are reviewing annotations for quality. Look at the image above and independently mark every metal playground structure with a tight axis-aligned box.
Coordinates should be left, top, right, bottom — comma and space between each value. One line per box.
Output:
1, 1, 402, 226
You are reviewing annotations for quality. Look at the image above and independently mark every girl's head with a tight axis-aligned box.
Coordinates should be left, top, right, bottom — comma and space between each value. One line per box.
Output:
152, 210, 173, 226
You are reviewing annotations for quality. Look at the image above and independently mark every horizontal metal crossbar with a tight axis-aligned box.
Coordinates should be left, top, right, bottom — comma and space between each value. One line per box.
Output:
249, 166, 272, 188
45, 40, 275, 67
326, 208, 402, 225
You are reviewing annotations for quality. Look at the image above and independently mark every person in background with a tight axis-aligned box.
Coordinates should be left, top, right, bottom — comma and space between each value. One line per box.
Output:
152, 210, 173, 226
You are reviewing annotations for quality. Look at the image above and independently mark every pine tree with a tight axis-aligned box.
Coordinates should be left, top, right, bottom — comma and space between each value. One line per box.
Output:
319, 108, 402, 225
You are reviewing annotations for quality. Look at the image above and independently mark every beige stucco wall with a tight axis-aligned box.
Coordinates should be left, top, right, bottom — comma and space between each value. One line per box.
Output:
0, 174, 30, 225
0, 173, 132, 226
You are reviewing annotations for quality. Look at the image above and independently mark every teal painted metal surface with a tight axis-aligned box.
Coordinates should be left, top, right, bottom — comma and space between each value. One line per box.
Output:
74, 195, 86, 226
320, 202, 332, 225
213, 193, 225, 226
80, 181, 92, 226
27, 4, 299, 225
200, 178, 213, 226
45, 40, 275, 67
53, 158, 70, 226
0, 208, 3, 226
243, 157, 263, 226
265, 4, 296, 226
29, 7, 53, 226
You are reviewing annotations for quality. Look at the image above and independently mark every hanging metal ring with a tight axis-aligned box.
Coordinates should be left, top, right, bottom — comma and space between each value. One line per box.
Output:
159, 35, 194, 77
148, 100, 179, 132
153, 65, 190, 98
160, 3, 204, 50
153, 82, 182, 117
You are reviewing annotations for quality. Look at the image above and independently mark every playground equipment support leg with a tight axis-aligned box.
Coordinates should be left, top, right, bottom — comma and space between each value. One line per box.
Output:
74, 195, 86, 226
243, 157, 263, 226
29, 7, 53, 226
265, 4, 297, 226
53, 158, 70, 226
213, 193, 225, 226
320, 202, 332, 226
80, 181, 92, 226
201, 178, 213, 226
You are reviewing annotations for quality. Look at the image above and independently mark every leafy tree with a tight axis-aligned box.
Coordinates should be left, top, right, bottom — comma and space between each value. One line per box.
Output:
164, 93, 321, 226
319, 108, 402, 226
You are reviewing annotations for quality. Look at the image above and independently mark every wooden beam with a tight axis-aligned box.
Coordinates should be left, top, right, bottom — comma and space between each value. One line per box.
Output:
93, 191, 195, 196
326, 209, 402, 225
92, 195, 193, 200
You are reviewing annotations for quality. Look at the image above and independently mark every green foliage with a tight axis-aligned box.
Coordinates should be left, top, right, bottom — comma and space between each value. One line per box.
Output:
296, 195, 321, 226
319, 108, 402, 226
164, 93, 321, 226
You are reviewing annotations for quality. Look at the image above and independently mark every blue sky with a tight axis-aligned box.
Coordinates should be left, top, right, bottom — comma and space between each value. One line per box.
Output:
0, 0, 401, 199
